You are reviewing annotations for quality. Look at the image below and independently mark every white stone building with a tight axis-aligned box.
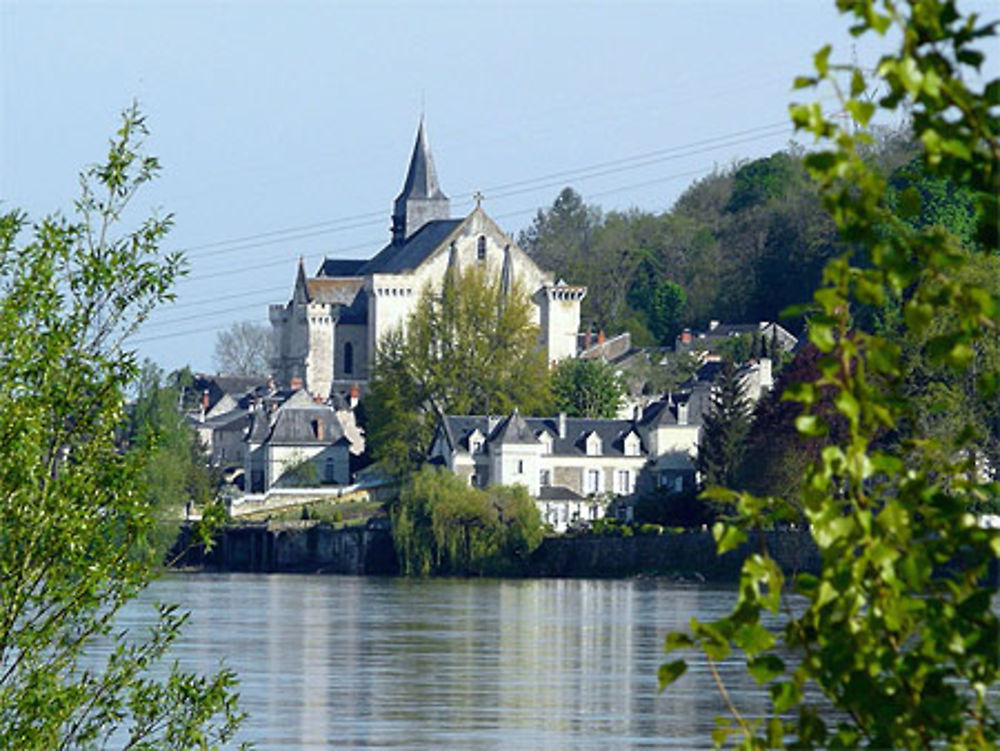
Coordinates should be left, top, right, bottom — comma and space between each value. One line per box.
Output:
269, 120, 586, 398
429, 390, 709, 533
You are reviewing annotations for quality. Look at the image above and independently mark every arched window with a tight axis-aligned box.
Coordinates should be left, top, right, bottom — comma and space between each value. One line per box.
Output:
477, 235, 486, 261
344, 342, 353, 374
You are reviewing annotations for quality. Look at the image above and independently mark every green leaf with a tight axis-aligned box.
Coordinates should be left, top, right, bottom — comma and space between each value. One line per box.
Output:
734, 622, 776, 655
771, 681, 802, 713
713, 522, 747, 555
748, 654, 786, 684
813, 44, 832, 76
657, 659, 687, 691
664, 631, 694, 654
795, 414, 829, 437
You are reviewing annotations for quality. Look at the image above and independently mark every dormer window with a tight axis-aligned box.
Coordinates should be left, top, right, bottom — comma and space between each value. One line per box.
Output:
538, 431, 553, 455
311, 419, 323, 440
623, 431, 641, 457
477, 235, 487, 261
471, 439, 483, 454
468, 428, 485, 454
585, 432, 602, 456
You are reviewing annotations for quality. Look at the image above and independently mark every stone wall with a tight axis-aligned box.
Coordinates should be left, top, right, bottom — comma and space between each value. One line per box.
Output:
527, 530, 822, 581
175, 521, 398, 574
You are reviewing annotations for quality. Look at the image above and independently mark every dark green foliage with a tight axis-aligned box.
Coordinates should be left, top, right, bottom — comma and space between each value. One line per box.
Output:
635, 487, 714, 528
698, 360, 753, 488
390, 466, 543, 576
726, 152, 803, 213
0, 106, 244, 749
551, 357, 625, 418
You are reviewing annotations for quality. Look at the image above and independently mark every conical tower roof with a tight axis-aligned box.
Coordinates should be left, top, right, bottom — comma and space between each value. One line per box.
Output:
396, 118, 447, 203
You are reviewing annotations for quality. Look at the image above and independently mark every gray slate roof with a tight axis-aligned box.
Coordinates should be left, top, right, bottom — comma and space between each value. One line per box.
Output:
246, 391, 349, 447
359, 219, 463, 275
441, 414, 649, 458
395, 119, 447, 203
317, 258, 367, 277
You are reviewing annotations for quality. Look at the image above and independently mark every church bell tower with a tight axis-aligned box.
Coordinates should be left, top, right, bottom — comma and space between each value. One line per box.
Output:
391, 118, 451, 244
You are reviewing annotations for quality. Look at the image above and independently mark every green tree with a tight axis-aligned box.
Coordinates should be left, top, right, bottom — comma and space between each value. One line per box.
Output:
551, 357, 625, 418
697, 360, 753, 488
367, 265, 551, 475
390, 466, 542, 576
0, 106, 244, 749
660, 2, 1000, 748
125, 361, 219, 558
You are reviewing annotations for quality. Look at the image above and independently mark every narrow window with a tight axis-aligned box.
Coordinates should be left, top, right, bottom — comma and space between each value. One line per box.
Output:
312, 419, 323, 439
325, 457, 336, 482
540, 469, 551, 487
344, 342, 354, 375
477, 235, 487, 261
517, 459, 524, 474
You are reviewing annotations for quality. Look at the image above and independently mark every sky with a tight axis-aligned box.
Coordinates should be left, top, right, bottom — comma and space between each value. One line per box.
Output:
2, 0, 997, 374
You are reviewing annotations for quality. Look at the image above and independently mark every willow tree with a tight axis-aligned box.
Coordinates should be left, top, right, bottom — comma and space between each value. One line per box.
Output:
367, 264, 551, 475
660, 1, 1000, 748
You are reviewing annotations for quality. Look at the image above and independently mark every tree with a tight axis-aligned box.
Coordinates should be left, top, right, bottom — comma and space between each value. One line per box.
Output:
390, 466, 543, 576
213, 319, 270, 375
366, 264, 552, 475
551, 357, 625, 419
697, 360, 752, 489
660, 2, 1000, 748
0, 106, 244, 749
125, 361, 219, 558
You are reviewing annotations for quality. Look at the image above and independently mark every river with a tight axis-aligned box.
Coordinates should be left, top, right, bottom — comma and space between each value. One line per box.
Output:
119, 574, 770, 749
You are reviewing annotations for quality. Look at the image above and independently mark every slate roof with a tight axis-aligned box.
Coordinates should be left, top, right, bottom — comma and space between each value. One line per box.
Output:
537, 486, 584, 501
305, 278, 364, 306
245, 390, 350, 447
317, 258, 366, 277
395, 118, 447, 203
358, 219, 463, 275
192, 374, 269, 412
637, 385, 711, 427
440, 413, 651, 458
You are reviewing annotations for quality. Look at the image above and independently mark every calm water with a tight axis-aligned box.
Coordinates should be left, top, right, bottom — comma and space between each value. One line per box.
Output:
116, 575, 770, 750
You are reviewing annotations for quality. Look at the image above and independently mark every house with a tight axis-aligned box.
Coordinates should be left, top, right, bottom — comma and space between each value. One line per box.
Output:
268, 119, 587, 400
244, 389, 354, 493
675, 320, 798, 356
186, 374, 269, 467
429, 389, 709, 532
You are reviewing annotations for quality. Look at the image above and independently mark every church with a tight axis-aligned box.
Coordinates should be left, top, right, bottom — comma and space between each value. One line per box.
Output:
268, 121, 587, 399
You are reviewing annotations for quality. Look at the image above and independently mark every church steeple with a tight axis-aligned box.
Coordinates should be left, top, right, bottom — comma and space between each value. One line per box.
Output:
392, 118, 450, 244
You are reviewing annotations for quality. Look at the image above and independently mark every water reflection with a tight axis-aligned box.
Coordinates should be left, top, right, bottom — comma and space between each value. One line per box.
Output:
125, 575, 768, 750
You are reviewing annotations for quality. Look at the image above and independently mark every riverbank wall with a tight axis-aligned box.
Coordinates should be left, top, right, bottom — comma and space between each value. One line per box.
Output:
176, 523, 824, 580
173, 521, 399, 574
527, 530, 821, 580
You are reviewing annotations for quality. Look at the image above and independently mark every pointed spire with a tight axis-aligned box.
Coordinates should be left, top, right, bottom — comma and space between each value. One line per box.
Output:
392, 118, 451, 244
500, 244, 513, 298
293, 256, 310, 304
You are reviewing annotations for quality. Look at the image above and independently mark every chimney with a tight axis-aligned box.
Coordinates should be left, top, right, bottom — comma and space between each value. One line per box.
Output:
349, 382, 360, 408
487, 414, 501, 434
558, 412, 567, 439
680, 328, 693, 345
597, 330, 606, 344
267, 375, 275, 393
200, 390, 209, 422
632, 404, 642, 424
678, 401, 689, 426
290, 377, 303, 390
584, 328, 592, 349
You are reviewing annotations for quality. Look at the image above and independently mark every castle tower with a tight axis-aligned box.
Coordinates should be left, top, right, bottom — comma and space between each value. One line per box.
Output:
391, 118, 450, 244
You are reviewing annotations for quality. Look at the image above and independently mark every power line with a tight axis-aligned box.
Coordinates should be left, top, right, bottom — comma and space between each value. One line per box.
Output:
167, 121, 792, 265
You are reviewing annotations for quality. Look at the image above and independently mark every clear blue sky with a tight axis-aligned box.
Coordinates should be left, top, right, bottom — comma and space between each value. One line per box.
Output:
2, 1, 996, 374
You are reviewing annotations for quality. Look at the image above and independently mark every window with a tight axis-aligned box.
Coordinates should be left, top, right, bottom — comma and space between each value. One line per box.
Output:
615, 469, 633, 495
471, 439, 483, 454
311, 419, 323, 439
477, 235, 487, 261
584, 468, 601, 494
344, 342, 354, 374
516, 459, 524, 474
325, 457, 336, 483
586, 433, 602, 456
540, 469, 551, 486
